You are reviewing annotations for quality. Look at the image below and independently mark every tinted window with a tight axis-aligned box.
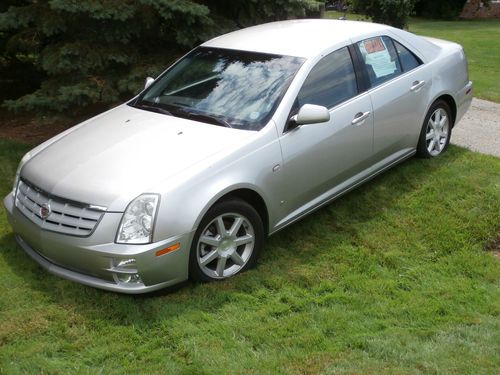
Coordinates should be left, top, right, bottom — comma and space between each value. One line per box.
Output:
393, 40, 422, 72
297, 47, 358, 109
356, 36, 402, 87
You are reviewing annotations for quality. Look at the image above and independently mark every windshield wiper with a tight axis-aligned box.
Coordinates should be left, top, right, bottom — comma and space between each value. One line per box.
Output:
174, 108, 232, 128
134, 102, 173, 116
133, 101, 231, 128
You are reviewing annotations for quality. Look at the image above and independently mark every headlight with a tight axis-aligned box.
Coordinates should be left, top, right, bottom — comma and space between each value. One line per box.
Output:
12, 152, 33, 198
116, 194, 160, 244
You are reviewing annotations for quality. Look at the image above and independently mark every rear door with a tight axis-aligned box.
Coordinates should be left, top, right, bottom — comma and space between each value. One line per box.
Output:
353, 35, 432, 160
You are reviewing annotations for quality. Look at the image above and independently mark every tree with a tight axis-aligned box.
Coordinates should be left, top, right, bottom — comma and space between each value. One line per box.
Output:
349, 0, 416, 28
414, 0, 466, 19
0, 1, 215, 113
0, 0, 42, 103
0, 0, 321, 114
204, 0, 320, 28
414, 0, 491, 19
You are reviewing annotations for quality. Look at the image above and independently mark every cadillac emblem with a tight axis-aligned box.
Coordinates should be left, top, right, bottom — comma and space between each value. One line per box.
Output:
40, 204, 51, 219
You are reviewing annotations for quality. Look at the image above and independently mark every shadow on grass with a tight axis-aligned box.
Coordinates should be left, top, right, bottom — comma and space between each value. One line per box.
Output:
0, 146, 470, 326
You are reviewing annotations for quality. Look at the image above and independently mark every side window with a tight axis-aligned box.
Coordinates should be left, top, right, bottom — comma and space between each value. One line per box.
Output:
356, 36, 402, 87
393, 40, 422, 72
297, 47, 358, 109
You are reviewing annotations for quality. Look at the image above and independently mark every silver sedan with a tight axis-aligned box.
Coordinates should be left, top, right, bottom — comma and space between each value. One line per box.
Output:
4, 19, 473, 293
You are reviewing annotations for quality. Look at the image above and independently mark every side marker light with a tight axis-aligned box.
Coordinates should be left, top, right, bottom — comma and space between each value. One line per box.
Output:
156, 243, 181, 257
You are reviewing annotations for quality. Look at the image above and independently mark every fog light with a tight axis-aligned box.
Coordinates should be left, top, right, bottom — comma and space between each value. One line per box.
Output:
116, 273, 142, 284
110, 258, 143, 285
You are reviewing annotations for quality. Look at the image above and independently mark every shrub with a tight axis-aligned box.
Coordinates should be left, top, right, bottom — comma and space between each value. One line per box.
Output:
349, 0, 416, 28
0, 0, 321, 114
414, 0, 467, 20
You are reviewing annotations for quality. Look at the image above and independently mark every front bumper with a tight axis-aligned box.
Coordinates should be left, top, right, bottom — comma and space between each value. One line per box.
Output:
4, 193, 193, 294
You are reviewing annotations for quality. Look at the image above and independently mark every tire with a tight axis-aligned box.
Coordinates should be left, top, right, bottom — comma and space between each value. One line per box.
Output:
189, 199, 264, 282
417, 100, 453, 158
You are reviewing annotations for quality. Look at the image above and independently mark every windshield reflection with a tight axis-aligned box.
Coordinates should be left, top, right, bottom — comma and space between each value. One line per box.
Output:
134, 48, 304, 131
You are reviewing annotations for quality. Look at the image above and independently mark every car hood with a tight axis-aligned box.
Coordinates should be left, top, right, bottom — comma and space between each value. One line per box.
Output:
21, 104, 255, 210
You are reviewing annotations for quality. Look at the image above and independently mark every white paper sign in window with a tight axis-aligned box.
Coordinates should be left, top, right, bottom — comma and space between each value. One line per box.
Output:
359, 37, 397, 78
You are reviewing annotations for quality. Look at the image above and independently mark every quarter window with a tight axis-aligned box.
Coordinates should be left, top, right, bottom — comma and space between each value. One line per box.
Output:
297, 47, 358, 109
393, 40, 422, 72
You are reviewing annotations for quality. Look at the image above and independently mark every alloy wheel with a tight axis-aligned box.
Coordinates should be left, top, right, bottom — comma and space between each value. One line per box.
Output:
425, 107, 449, 156
196, 212, 255, 279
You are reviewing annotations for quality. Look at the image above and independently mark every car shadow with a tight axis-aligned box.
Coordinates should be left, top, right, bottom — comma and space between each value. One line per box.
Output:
0, 146, 467, 326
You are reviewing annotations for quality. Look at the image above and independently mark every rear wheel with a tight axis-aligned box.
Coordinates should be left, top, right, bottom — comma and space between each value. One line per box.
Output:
417, 100, 452, 158
189, 199, 264, 282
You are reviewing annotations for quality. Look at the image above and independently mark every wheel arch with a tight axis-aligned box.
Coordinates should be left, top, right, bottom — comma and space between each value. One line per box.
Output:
416, 93, 455, 158
436, 94, 457, 127
189, 187, 268, 282
214, 188, 270, 236
194, 185, 270, 237
427, 93, 457, 128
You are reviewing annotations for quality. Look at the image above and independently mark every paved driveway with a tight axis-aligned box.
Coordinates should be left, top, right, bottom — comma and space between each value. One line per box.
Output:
452, 98, 500, 158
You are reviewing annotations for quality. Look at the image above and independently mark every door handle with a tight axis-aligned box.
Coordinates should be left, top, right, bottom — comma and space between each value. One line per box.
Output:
410, 80, 425, 92
351, 111, 371, 126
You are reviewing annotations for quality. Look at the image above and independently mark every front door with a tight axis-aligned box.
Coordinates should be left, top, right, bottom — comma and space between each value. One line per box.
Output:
276, 47, 374, 228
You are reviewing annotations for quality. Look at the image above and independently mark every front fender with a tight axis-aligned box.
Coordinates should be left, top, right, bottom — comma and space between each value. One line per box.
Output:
152, 125, 284, 242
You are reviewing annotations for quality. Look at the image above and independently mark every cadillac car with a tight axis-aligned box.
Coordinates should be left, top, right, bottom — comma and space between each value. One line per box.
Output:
4, 19, 473, 293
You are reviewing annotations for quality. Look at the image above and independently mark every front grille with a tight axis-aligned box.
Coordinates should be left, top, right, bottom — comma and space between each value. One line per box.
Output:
15, 179, 105, 237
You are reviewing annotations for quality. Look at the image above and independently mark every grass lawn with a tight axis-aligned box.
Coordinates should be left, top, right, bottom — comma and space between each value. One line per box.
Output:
325, 12, 500, 103
0, 138, 499, 373
1, 14, 499, 374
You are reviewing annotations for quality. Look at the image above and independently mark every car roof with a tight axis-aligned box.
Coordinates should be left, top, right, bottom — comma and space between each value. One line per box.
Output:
202, 19, 390, 58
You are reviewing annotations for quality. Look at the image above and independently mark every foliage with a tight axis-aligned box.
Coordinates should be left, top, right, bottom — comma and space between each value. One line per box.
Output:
414, 0, 493, 19
0, 0, 321, 114
202, 0, 320, 28
0, 0, 42, 102
1, 140, 499, 373
414, 0, 467, 20
348, 0, 416, 28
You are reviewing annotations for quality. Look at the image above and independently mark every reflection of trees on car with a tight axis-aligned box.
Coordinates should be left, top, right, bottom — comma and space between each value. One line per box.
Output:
139, 48, 304, 130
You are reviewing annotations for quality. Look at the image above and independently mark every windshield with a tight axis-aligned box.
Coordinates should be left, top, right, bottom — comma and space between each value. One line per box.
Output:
130, 47, 304, 131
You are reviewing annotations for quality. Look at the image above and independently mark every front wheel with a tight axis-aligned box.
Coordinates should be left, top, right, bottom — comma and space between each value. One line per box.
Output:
417, 100, 453, 158
189, 199, 264, 282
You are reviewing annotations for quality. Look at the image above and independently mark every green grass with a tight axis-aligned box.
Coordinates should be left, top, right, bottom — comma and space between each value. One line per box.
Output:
0, 138, 499, 374
1, 15, 499, 373
325, 12, 500, 103
409, 18, 500, 103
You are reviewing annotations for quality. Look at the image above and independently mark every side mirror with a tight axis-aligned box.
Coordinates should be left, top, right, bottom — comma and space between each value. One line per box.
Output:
290, 104, 330, 126
144, 77, 155, 89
